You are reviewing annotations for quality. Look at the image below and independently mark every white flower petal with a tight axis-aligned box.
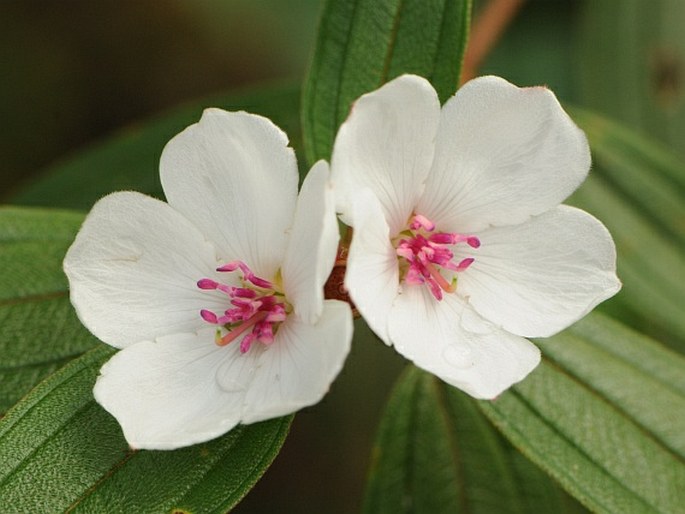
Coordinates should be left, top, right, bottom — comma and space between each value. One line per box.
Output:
160, 108, 298, 278
388, 286, 540, 399
63, 192, 225, 348
344, 190, 399, 344
93, 329, 245, 450
458, 205, 621, 337
282, 161, 339, 324
331, 75, 440, 236
418, 76, 591, 233
239, 300, 353, 423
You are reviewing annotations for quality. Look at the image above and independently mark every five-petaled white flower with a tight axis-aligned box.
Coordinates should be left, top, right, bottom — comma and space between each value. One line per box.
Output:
64, 109, 353, 450
331, 74, 621, 399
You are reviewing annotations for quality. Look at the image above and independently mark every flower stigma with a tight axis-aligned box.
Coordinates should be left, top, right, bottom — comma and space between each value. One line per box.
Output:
395, 214, 480, 300
197, 260, 289, 353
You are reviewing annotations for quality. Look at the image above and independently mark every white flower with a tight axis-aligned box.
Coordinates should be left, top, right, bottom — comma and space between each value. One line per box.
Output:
64, 109, 353, 450
331, 75, 621, 399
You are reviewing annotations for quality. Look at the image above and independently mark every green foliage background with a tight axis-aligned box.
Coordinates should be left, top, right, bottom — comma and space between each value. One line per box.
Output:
1, 1, 684, 513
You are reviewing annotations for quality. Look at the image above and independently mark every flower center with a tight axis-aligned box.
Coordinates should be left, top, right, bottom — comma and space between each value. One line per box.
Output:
197, 260, 288, 353
395, 214, 480, 301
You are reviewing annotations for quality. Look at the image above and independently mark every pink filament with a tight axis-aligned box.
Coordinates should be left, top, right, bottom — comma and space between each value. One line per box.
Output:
397, 215, 479, 300
198, 260, 285, 353
216, 311, 268, 348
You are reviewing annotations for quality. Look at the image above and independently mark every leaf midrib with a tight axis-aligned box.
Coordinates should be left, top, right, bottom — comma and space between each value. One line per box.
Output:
0, 290, 67, 308
433, 377, 473, 514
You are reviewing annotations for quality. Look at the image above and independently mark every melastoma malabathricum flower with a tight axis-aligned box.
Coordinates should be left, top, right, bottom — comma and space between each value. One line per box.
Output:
331, 74, 621, 399
64, 109, 353, 450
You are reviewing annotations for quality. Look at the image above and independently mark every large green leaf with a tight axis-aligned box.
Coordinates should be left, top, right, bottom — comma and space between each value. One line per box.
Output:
363, 366, 586, 513
0, 345, 292, 513
568, 108, 685, 351
365, 313, 685, 514
478, 313, 685, 514
11, 83, 303, 211
302, 0, 471, 164
0, 206, 97, 413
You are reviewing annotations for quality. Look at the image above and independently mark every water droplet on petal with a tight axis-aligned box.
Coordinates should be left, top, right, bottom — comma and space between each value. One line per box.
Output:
459, 306, 492, 335
216, 355, 255, 392
442, 345, 473, 369
217, 377, 248, 393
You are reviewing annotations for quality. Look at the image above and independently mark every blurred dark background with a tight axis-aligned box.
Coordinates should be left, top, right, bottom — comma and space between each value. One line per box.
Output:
0, 0, 321, 199
2, 1, 683, 512
3, 0, 684, 200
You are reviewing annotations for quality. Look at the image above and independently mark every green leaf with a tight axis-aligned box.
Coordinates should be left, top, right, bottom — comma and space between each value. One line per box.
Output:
478, 313, 685, 514
302, 0, 471, 164
0, 206, 98, 413
363, 366, 587, 514
11, 83, 303, 211
0, 345, 292, 513
568, 108, 685, 351
571, 106, 685, 241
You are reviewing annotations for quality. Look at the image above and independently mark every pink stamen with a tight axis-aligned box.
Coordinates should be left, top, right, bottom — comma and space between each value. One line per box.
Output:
200, 309, 218, 323
466, 236, 481, 248
409, 214, 435, 231
216, 260, 273, 289
197, 278, 219, 290
396, 214, 479, 300
254, 322, 275, 345
266, 304, 287, 323
240, 332, 258, 353
425, 262, 456, 294
426, 276, 444, 300
198, 260, 286, 353
197, 278, 239, 296
233, 288, 257, 299
455, 257, 475, 272
428, 233, 481, 248
216, 311, 268, 347
215, 261, 241, 273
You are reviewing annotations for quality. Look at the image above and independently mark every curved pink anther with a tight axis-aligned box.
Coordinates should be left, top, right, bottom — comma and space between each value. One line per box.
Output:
216, 260, 273, 289
409, 214, 435, 231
